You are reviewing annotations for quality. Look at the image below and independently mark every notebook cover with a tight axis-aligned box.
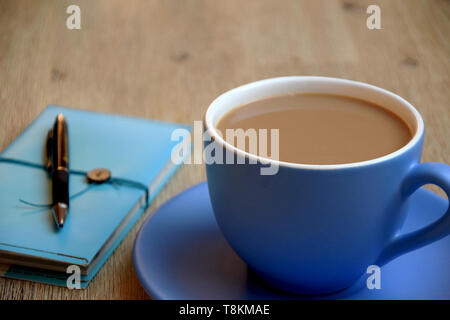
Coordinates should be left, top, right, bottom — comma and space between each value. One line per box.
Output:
0, 105, 191, 287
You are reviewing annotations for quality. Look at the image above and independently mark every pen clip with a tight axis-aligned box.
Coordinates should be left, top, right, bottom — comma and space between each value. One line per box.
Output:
45, 129, 53, 173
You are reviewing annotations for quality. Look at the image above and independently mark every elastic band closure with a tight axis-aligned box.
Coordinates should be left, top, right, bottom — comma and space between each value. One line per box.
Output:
0, 157, 150, 206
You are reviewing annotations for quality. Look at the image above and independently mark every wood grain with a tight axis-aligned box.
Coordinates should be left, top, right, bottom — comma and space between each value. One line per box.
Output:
0, 0, 448, 299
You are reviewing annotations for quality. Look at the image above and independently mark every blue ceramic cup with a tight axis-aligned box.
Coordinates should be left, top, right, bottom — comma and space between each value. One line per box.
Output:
204, 77, 450, 295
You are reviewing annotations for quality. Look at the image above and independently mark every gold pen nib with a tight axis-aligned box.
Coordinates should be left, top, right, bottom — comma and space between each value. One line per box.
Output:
52, 203, 68, 228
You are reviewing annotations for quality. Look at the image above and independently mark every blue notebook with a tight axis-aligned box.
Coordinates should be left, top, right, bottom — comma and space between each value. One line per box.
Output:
0, 105, 191, 288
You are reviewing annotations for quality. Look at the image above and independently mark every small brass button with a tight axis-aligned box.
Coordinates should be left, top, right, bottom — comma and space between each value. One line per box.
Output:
87, 168, 111, 184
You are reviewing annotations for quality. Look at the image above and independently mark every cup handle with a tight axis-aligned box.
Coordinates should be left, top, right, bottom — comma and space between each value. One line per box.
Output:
376, 162, 450, 266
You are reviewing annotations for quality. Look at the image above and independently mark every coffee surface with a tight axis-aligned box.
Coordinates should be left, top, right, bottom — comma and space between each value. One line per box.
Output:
216, 93, 412, 164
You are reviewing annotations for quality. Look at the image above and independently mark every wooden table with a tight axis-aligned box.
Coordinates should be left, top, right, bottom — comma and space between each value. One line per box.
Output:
0, 0, 448, 299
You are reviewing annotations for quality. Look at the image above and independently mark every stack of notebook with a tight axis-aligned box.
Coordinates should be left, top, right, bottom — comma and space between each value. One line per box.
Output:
0, 105, 191, 288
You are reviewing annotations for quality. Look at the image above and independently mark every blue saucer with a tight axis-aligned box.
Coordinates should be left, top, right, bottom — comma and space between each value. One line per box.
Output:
133, 182, 450, 299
